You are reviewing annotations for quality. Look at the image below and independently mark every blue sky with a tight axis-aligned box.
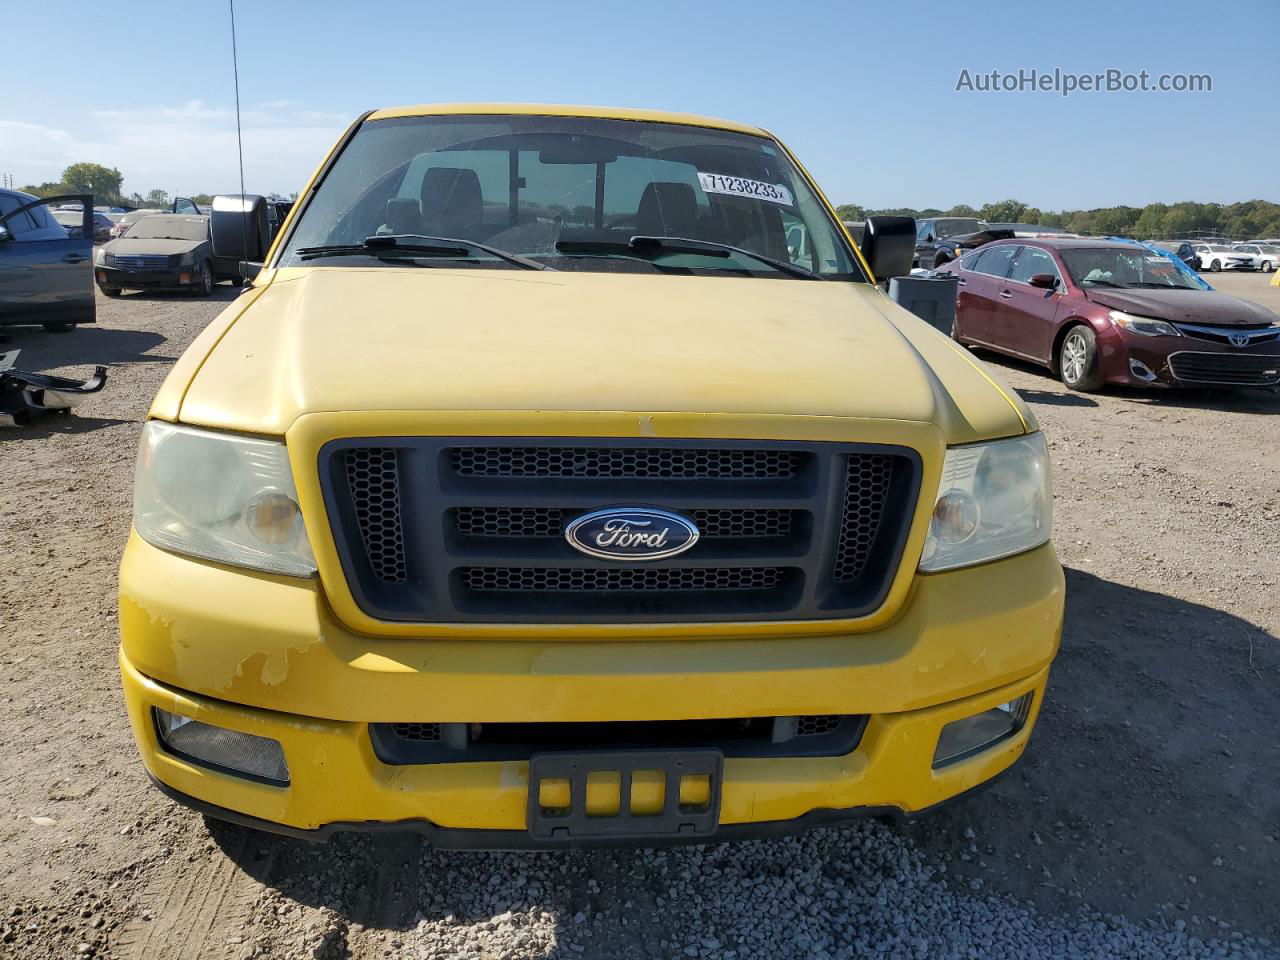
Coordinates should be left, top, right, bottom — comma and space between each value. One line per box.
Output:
2, 0, 1273, 210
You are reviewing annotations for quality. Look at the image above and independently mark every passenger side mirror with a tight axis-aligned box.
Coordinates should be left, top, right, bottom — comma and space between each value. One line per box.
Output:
924, 233, 935, 243
859, 216, 917, 282
239, 261, 263, 282
1028, 273, 1058, 290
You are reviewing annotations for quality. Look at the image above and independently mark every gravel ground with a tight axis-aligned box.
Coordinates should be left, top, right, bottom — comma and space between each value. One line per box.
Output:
1, 273, 1277, 959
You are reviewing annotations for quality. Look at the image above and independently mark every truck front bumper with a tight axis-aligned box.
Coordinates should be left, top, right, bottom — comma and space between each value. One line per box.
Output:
119, 535, 1063, 844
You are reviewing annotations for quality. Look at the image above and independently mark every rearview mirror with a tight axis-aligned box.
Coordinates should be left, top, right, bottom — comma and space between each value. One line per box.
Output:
859, 216, 917, 282
1028, 273, 1058, 290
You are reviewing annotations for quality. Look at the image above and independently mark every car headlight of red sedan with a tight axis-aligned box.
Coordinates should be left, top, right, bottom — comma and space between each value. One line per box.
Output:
1108, 310, 1181, 337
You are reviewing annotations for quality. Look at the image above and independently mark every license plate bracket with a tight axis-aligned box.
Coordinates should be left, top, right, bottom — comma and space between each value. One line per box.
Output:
527, 749, 723, 841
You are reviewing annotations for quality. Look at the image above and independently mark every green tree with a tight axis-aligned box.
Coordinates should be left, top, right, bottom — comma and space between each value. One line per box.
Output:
944, 204, 978, 217
61, 162, 124, 202
835, 203, 865, 221
144, 189, 170, 208
978, 199, 1028, 223
1090, 206, 1140, 237
191, 193, 215, 207
1131, 204, 1167, 239
20, 181, 72, 198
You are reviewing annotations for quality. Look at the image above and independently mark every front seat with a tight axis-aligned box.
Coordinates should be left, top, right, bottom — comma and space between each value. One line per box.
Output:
420, 168, 484, 237
636, 182, 699, 238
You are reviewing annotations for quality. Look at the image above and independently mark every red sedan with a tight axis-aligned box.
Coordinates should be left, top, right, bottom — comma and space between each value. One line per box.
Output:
936, 238, 1280, 391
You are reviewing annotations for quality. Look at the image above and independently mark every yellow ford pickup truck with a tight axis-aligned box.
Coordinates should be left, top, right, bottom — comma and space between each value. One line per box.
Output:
118, 103, 1064, 846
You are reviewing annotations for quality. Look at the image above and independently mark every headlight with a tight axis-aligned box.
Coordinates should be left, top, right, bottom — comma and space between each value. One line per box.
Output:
93, 247, 106, 265
920, 433, 1052, 572
1109, 310, 1180, 337
178, 251, 196, 266
133, 421, 316, 576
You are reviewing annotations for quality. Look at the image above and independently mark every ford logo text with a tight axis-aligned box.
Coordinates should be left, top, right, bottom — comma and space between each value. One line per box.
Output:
564, 507, 700, 561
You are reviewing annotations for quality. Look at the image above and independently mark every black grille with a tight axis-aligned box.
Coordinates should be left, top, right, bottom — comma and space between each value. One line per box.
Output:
344, 448, 407, 583
454, 506, 796, 539
797, 714, 841, 737
1173, 325, 1280, 346
833, 455, 897, 582
1168, 351, 1280, 386
461, 566, 784, 592
107, 253, 171, 269
391, 722, 441, 742
322, 438, 920, 623
450, 446, 799, 479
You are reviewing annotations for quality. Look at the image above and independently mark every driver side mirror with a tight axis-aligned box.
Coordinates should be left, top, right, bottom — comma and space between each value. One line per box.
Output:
0, 225, 9, 242
924, 234, 935, 243
1028, 273, 1058, 290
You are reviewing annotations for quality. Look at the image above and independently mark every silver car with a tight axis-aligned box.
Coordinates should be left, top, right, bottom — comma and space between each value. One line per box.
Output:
1231, 243, 1279, 273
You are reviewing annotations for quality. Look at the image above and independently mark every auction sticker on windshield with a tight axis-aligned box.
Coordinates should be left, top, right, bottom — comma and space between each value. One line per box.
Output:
698, 172, 794, 206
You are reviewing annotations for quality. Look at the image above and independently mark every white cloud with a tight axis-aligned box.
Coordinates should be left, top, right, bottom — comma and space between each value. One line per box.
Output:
0, 100, 347, 196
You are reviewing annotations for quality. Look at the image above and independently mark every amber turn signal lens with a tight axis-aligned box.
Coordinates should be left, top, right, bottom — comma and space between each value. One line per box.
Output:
245, 492, 304, 545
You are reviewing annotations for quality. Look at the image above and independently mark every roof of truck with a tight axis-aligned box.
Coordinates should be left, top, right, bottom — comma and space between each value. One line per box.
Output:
365, 102, 769, 137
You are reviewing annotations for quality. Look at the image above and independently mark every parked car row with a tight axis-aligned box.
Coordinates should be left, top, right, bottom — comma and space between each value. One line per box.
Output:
934, 237, 1280, 392
94, 214, 240, 296
1, 188, 295, 335
55, 209, 115, 242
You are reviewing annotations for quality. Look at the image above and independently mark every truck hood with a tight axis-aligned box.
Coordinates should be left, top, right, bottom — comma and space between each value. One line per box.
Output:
1083, 287, 1280, 327
177, 267, 1029, 442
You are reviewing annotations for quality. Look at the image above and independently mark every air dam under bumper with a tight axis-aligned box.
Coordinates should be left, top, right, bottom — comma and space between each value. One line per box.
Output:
118, 535, 1062, 842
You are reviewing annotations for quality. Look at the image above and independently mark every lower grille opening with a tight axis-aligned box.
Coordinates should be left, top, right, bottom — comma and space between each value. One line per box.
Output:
1168, 352, 1280, 386
371, 715, 867, 765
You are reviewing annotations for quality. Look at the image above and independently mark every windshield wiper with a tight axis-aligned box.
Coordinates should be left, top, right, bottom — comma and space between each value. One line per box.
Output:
554, 235, 822, 280
1081, 278, 1125, 288
296, 234, 551, 271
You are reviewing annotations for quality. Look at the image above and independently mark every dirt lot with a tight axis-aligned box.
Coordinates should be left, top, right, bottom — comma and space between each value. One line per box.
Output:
1, 273, 1277, 959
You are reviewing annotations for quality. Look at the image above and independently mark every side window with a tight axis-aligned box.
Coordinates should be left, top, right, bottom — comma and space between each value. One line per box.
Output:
972, 244, 1019, 278
917, 220, 933, 242
0, 196, 70, 242
1008, 246, 1060, 285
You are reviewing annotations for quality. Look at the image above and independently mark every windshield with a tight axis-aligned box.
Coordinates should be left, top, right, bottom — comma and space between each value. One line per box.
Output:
125, 216, 209, 241
934, 218, 985, 238
1061, 248, 1201, 289
279, 114, 863, 279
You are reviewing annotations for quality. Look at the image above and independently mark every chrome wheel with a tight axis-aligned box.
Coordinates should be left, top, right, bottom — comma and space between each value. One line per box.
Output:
1062, 332, 1087, 384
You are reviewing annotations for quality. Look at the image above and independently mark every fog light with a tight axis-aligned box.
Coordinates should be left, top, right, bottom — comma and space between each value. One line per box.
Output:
154, 708, 289, 784
932, 693, 1032, 768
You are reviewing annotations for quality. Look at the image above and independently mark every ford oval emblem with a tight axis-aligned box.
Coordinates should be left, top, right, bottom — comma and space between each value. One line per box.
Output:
564, 507, 700, 562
